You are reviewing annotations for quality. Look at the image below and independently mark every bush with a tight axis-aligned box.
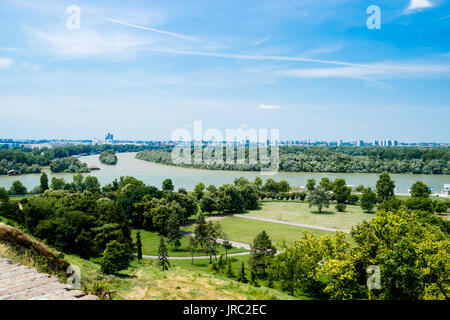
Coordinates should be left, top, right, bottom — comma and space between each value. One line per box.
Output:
100, 240, 130, 274
435, 202, 448, 213
335, 203, 346, 212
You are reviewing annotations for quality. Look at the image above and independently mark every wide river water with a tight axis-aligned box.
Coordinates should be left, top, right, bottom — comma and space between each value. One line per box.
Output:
1, 152, 449, 193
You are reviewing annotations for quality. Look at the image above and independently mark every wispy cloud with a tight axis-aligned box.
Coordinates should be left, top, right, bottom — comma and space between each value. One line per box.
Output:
259, 104, 280, 109
103, 18, 200, 42
273, 62, 450, 81
404, 0, 434, 13
0, 58, 14, 68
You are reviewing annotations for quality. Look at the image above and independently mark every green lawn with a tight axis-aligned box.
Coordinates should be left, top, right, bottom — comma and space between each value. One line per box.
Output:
183, 216, 335, 249
245, 201, 374, 230
131, 229, 247, 257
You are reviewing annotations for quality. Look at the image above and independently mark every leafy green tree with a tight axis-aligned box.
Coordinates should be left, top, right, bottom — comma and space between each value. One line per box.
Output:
332, 179, 351, 204
194, 212, 208, 250
9, 180, 27, 195
84, 176, 101, 193
158, 236, 170, 271
248, 230, 276, 277
253, 176, 263, 189
319, 178, 333, 191
194, 182, 205, 200
278, 180, 290, 192
376, 172, 395, 202
167, 211, 182, 251
306, 178, 316, 191
162, 178, 174, 191
100, 240, 130, 274
136, 231, 143, 263
361, 187, 377, 212
410, 181, 431, 198
335, 203, 346, 212
237, 261, 248, 283
262, 178, 279, 193
222, 233, 233, 259
187, 237, 198, 265
40, 173, 49, 193
199, 195, 216, 214
73, 173, 85, 192
355, 184, 365, 193
50, 177, 65, 190
217, 183, 244, 213
306, 186, 330, 213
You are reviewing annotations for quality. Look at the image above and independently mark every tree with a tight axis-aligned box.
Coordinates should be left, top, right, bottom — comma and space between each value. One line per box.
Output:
200, 195, 216, 214
167, 211, 182, 251
136, 231, 143, 263
253, 176, 263, 189
206, 221, 223, 261
100, 240, 130, 274
332, 179, 351, 204
248, 230, 276, 277
217, 184, 244, 213
306, 178, 316, 191
162, 178, 174, 191
319, 177, 333, 191
194, 182, 205, 200
187, 237, 198, 265
278, 180, 290, 192
222, 233, 233, 259
194, 212, 208, 251
410, 181, 431, 198
249, 270, 259, 286
361, 187, 377, 212
9, 180, 27, 195
306, 186, 330, 213
158, 236, 170, 271
85, 176, 101, 193
73, 173, 85, 192
237, 261, 248, 283
40, 173, 49, 193
51, 177, 65, 190
224, 260, 234, 278
376, 172, 395, 202
262, 178, 279, 193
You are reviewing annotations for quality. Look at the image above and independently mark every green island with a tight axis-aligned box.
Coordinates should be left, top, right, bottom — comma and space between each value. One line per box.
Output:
136, 145, 450, 174
99, 149, 118, 165
1, 171, 449, 300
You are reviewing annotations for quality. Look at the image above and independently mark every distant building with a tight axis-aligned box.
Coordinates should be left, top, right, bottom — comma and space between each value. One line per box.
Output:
357, 140, 364, 147
338, 139, 343, 146
105, 132, 114, 144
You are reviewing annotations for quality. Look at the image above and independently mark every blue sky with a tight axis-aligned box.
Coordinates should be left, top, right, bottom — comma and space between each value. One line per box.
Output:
0, 0, 449, 142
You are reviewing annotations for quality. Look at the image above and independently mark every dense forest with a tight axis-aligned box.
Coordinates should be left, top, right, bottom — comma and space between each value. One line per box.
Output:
136, 146, 450, 175
0, 144, 161, 175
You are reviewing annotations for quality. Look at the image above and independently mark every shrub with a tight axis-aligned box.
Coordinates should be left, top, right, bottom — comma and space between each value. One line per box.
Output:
335, 203, 346, 212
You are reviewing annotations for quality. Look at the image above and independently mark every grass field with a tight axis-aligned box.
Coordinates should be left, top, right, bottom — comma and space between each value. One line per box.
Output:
245, 201, 374, 230
64, 254, 296, 300
183, 216, 335, 249
131, 229, 247, 257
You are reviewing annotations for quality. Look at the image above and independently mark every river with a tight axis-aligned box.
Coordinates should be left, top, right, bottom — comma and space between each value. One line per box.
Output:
0, 152, 449, 194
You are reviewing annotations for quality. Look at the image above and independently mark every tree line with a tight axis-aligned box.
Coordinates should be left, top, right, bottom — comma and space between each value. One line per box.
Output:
136, 145, 450, 174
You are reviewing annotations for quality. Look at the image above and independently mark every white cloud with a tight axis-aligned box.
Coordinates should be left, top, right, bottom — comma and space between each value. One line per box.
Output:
408, 0, 433, 10
21, 62, 40, 71
259, 104, 280, 109
29, 28, 151, 57
0, 58, 14, 68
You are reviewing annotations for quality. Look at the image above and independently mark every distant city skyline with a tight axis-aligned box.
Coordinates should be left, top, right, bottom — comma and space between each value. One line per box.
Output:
0, 1, 449, 142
